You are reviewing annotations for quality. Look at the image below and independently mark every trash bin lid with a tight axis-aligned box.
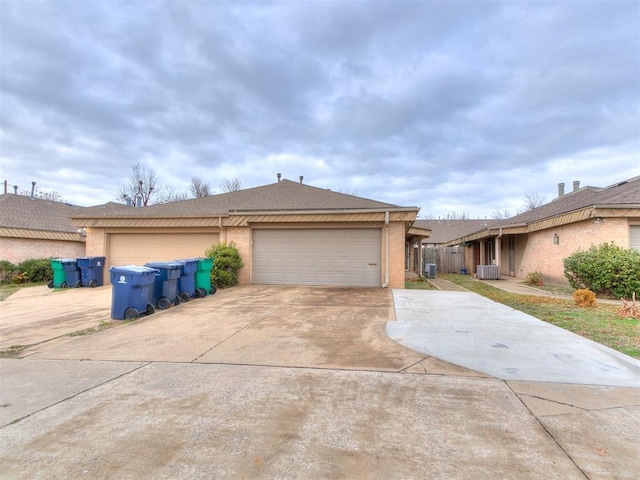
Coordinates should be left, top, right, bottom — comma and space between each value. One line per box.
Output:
145, 261, 183, 270
110, 265, 159, 274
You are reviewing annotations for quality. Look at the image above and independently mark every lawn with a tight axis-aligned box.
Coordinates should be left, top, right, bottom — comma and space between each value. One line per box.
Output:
441, 274, 640, 359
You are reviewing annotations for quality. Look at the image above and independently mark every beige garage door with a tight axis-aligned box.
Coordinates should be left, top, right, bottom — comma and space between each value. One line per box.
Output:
253, 229, 381, 287
108, 232, 219, 267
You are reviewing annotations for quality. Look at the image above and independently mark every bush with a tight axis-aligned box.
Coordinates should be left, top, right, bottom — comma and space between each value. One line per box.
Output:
17, 258, 53, 284
204, 242, 244, 289
0, 260, 18, 284
525, 271, 544, 287
563, 243, 640, 299
573, 289, 597, 308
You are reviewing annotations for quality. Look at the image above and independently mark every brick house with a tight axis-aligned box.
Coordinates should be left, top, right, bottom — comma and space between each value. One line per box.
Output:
444, 177, 640, 284
409, 219, 503, 274
0, 194, 86, 263
72, 179, 427, 288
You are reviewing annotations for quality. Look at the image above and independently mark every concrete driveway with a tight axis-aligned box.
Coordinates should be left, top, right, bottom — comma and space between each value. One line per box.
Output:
1, 285, 638, 479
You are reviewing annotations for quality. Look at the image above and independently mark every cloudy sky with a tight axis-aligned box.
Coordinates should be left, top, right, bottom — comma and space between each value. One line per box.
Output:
1, 0, 638, 218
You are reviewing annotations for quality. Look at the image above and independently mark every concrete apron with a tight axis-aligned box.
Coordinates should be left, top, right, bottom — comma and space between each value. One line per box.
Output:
1, 285, 639, 479
388, 289, 640, 387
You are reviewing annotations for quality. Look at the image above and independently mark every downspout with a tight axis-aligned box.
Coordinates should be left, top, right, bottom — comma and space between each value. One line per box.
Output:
382, 211, 390, 288
496, 227, 503, 269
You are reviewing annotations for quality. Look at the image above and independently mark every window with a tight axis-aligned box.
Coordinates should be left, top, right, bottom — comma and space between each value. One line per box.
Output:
631, 226, 640, 252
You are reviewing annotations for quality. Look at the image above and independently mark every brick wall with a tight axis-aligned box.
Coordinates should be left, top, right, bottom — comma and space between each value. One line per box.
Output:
519, 218, 631, 284
388, 222, 406, 288
84, 227, 106, 257
0, 238, 85, 264
225, 227, 252, 285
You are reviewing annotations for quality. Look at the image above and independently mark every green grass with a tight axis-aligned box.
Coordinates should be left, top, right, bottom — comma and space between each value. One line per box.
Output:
0, 283, 46, 301
441, 274, 640, 358
405, 280, 435, 290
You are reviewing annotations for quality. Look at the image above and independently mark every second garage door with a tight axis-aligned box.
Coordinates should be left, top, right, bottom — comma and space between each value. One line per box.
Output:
108, 232, 219, 267
253, 229, 381, 287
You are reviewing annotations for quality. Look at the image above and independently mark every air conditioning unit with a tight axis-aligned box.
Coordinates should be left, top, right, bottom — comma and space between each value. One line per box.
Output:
477, 265, 500, 280
424, 263, 437, 278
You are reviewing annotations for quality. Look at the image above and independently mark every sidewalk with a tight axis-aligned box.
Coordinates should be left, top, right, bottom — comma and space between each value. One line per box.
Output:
429, 275, 622, 305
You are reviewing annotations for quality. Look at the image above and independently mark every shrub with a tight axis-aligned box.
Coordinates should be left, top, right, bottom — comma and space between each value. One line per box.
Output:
16, 258, 53, 284
563, 243, 640, 299
204, 242, 244, 289
0, 260, 17, 284
573, 289, 597, 308
524, 271, 544, 287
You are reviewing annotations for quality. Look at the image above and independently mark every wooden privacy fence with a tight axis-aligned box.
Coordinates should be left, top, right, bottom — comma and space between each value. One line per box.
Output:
424, 246, 466, 274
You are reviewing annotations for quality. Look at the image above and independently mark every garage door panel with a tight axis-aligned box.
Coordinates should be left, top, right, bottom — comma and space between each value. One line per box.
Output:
109, 233, 219, 266
253, 229, 381, 287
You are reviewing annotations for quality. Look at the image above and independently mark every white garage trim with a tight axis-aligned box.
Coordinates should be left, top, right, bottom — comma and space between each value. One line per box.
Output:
252, 228, 381, 287
108, 231, 219, 267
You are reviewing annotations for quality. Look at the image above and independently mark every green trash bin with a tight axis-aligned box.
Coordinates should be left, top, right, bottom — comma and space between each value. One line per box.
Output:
195, 258, 216, 296
48, 259, 66, 288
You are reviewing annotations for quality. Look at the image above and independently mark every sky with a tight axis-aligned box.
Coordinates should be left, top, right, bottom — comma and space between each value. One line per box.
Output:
1, 0, 639, 219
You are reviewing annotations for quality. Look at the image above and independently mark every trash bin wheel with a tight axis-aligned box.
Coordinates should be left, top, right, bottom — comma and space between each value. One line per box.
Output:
179, 292, 191, 303
210, 284, 217, 295
75, 280, 82, 288
89, 279, 98, 288
174, 295, 181, 306
47, 280, 54, 288
124, 308, 139, 320
61, 282, 67, 288
157, 297, 171, 310
146, 303, 156, 315
196, 287, 206, 298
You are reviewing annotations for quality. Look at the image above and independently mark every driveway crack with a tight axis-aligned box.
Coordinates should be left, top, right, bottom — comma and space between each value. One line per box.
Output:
190, 301, 292, 363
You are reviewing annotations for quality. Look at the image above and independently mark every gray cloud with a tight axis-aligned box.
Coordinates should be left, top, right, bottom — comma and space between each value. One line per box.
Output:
1, 0, 638, 213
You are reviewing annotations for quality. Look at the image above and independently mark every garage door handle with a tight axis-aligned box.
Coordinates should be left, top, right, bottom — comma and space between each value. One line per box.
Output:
368, 263, 378, 266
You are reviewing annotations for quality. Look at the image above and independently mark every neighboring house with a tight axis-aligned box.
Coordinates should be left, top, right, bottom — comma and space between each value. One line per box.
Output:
0, 194, 86, 263
444, 177, 640, 284
72, 179, 428, 288
410, 219, 503, 273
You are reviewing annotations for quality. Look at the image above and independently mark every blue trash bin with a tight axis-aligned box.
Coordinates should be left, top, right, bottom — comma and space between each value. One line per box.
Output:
60, 258, 81, 288
145, 261, 183, 310
77, 256, 106, 287
109, 266, 158, 320
174, 258, 199, 300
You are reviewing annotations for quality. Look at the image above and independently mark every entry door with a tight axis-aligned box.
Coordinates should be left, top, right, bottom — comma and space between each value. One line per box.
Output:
508, 236, 516, 275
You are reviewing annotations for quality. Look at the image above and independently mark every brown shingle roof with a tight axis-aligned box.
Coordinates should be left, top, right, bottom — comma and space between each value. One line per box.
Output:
497, 176, 640, 227
0, 194, 86, 233
413, 219, 503, 244
74, 179, 406, 219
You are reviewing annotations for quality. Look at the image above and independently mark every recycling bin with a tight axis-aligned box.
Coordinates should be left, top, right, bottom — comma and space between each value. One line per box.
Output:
145, 261, 183, 310
77, 256, 106, 287
109, 265, 158, 320
195, 257, 216, 296
61, 258, 81, 288
48, 259, 66, 288
174, 258, 199, 300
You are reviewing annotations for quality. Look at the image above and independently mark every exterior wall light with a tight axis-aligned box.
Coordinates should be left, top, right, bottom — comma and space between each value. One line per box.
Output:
553, 234, 560, 245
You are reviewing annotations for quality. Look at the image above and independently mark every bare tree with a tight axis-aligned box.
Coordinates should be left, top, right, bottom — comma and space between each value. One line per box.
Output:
445, 211, 469, 220
522, 191, 547, 212
338, 187, 360, 196
190, 176, 211, 197
35, 189, 64, 202
491, 209, 512, 219
219, 177, 242, 193
117, 163, 163, 206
